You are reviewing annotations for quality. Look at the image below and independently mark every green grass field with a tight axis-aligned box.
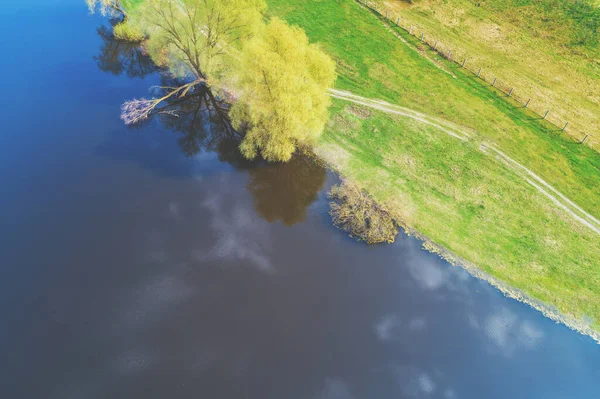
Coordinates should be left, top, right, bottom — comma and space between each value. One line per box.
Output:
321, 99, 600, 333
265, 0, 600, 334
373, 0, 600, 150
266, 0, 600, 218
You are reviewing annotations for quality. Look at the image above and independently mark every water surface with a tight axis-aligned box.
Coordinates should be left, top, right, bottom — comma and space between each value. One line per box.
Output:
1, 2, 600, 398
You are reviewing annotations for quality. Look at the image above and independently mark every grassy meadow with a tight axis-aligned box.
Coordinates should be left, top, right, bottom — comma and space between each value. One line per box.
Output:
321, 99, 600, 333
265, 0, 600, 333
266, 0, 600, 219
373, 0, 600, 150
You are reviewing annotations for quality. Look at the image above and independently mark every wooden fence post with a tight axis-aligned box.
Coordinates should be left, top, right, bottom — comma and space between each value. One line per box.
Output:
447, 50, 452, 60
434, 41, 438, 50
492, 78, 497, 86
562, 122, 569, 131
409, 26, 413, 34
462, 59, 466, 67
581, 134, 589, 144
525, 99, 531, 108
421, 33, 424, 41
543, 110, 550, 120
396, 17, 400, 26
508, 88, 514, 97
477, 68, 482, 77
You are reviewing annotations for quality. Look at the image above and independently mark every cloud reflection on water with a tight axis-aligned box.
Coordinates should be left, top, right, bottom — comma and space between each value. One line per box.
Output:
318, 379, 356, 399
30, 14, 598, 399
197, 178, 274, 273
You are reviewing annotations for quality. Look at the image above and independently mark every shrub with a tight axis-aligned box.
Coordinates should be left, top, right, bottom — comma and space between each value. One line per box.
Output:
328, 181, 399, 244
113, 21, 145, 42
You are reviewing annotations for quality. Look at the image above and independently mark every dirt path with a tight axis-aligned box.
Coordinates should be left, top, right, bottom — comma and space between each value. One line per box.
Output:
328, 89, 600, 235
329, 89, 470, 140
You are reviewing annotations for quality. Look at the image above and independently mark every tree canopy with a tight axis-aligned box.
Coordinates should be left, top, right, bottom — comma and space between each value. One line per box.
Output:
134, 0, 265, 83
232, 18, 336, 162
109, 0, 337, 163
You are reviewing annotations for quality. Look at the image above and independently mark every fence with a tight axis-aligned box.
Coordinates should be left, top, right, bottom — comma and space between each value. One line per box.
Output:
358, 0, 594, 148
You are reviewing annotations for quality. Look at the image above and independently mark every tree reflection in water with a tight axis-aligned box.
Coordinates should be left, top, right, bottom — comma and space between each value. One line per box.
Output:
95, 25, 157, 79
95, 23, 327, 226
246, 157, 326, 226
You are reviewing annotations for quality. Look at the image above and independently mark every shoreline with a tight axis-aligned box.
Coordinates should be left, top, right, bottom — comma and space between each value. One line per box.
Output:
113, 0, 600, 344
314, 148, 600, 345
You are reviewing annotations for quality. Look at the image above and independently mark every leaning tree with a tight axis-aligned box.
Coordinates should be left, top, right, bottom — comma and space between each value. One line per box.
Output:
120, 0, 266, 125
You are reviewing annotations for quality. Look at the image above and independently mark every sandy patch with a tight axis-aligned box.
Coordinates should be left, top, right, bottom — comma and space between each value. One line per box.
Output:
470, 22, 504, 42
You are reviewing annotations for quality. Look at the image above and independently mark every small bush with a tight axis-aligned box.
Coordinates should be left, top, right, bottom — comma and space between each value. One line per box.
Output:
113, 22, 145, 43
329, 181, 399, 244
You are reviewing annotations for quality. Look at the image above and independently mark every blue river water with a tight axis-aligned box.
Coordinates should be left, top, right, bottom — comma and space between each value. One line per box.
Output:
0, 1, 599, 398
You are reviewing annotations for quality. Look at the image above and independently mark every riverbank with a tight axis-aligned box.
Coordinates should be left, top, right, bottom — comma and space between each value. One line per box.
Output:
315, 98, 600, 343
118, 0, 600, 339
264, 0, 600, 337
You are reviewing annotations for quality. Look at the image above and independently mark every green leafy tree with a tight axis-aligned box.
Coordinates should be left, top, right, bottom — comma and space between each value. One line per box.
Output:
120, 0, 266, 125
135, 0, 265, 82
231, 18, 336, 162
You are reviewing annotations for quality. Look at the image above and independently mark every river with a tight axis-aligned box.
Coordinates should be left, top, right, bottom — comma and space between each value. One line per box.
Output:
1, 1, 599, 398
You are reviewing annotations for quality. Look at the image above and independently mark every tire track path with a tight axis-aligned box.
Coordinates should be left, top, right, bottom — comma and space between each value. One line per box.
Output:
328, 89, 600, 235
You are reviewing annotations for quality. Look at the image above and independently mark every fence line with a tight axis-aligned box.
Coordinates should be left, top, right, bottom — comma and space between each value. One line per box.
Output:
358, 0, 594, 148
